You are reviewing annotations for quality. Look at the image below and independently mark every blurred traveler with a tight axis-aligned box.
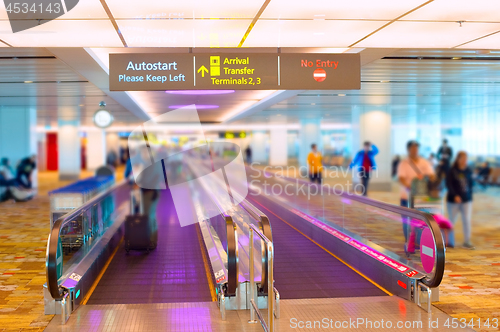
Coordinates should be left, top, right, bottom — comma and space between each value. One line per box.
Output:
245, 145, 252, 164
476, 161, 491, 189
446, 151, 474, 249
350, 141, 379, 196
397, 141, 435, 241
0, 158, 17, 185
307, 143, 322, 184
16, 155, 36, 188
428, 153, 438, 168
106, 150, 118, 168
392, 155, 400, 179
437, 139, 453, 174
124, 149, 133, 182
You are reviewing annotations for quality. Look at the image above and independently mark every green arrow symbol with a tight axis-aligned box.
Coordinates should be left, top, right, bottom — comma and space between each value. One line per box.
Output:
198, 65, 209, 77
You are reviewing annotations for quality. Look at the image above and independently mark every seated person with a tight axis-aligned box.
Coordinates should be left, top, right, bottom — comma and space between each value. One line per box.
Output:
0, 158, 18, 186
476, 161, 491, 187
0, 157, 35, 202
16, 155, 36, 189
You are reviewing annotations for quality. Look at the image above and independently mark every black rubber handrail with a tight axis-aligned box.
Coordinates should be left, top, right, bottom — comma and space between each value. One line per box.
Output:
207, 202, 238, 297
239, 199, 273, 294
261, 172, 445, 288
224, 213, 238, 296
46, 180, 128, 300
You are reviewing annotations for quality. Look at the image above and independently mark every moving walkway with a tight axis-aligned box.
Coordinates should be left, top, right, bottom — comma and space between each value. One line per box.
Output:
45, 154, 446, 332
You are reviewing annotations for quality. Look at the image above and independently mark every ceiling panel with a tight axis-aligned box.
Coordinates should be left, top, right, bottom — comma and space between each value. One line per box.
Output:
58, 0, 108, 19
105, 0, 263, 19
116, 19, 250, 47
356, 21, 500, 48
244, 19, 388, 47
0, 58, 85, 82
0, 48, 141, 126
403, 0, 500, 22
260, 0, 428, 20
0, 20, 123, 47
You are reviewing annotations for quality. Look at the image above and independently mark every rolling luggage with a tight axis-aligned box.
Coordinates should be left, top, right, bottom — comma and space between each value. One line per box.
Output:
124, 214, 155, 253
125, 189, 158, 253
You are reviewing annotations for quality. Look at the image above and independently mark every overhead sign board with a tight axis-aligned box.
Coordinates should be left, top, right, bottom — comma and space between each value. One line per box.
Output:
109, 53, 360, 91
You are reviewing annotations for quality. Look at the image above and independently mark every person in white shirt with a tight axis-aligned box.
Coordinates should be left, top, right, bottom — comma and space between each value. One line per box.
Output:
428, 152, 438, 168
397, 141, 435, 242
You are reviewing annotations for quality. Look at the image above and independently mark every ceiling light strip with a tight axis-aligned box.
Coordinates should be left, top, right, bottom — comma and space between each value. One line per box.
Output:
99, 0, 128, 47
348, 0, 435, 48
237, 0, 271, 47
453, 29, 500, 48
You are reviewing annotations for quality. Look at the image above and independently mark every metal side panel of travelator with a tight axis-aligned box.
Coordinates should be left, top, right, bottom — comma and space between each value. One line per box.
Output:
44, 158, 239, 324
245, 167, 445, 312
45, 179, 132, 323
183, 145, 279, 320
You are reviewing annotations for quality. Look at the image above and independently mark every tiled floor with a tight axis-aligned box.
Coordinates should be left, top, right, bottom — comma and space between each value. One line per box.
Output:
0, 170, 96, 332
0, 172, 75, 332
43, 297, 473, 332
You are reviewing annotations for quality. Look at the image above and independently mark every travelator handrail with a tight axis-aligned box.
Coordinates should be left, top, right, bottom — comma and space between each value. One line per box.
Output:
259, 171, 445, 288
46, 179, 129, 300
248, 223, 274, 332
209, 200, 238, 297
325, 185, 444, 288
186, 160, 239, 297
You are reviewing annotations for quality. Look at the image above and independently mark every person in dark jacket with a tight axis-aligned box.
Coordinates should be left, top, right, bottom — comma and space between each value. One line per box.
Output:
437, 139, 453, 174
16, 155, 36, 188
350, 142, 378, 196
446, 151, 474, 249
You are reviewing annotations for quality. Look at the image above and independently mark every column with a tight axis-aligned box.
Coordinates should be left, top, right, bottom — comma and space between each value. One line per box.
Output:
0, 107, 37, 187
250, 131, 267, 164
86, 129, 106, 170
58, 107, 81, 180
352, 106, 392, 191
299, 119, 321, 167
269, 127, 288, 166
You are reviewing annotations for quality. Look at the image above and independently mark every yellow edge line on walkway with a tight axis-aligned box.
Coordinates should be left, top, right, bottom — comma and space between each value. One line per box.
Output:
81, 237, 123, 305
196, 224, 217, 302
253, 199, 394, 296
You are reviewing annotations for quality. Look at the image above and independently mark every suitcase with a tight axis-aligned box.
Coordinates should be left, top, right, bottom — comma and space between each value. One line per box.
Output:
124, 215, 156, 253
125, 189, 158, 253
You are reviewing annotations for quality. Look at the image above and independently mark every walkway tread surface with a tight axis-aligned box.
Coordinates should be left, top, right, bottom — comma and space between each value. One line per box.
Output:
86, 189, 212, 305
247, 195, 388, 299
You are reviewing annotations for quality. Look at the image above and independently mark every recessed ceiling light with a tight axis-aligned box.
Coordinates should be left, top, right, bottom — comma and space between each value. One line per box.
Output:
168, 104, 219, 109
